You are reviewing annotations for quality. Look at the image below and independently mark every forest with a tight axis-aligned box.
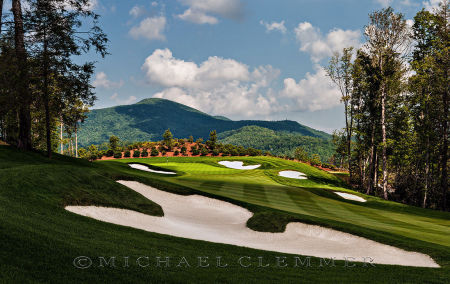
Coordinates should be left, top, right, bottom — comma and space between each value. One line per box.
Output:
327, 3, 448, 210
0, 0, 107, 157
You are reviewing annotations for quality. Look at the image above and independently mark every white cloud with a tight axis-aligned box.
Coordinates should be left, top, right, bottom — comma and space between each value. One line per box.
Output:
151, 1, 158, 7
129, 16, 166, 41
260, 20, 287, 34
375, 0, 393, 7
143, 49, 280, 118
141, 49, 344, 117
423, 0, 442, 11
294, 22, 361, 62
59, 0, 98, 11
178, 8, 219, 24
142, 49, 250, 89
93, 72, 124, 89
129, 5, 146, 18
400, 0, 417, 6
177, 0, 243, 24
281, 66, 341, 112
110, 93, 137, 105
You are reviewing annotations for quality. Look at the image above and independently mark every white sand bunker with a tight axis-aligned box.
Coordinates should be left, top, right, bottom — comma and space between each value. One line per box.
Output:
218, 161, 261, 170
335, 192, 367, 203
129, 163, 176, 175
279, 170, 307, 180
66, 181, 438, 267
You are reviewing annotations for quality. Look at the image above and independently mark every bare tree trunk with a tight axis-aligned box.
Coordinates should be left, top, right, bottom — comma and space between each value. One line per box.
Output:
43, 32, 52, 158
75, 125, 78, 158
367, 122, 376, 195
441, 73, 448, 211
423, 143, 429, 208
381, 86, 388, 200
60, 120, 63, 154
0, 0, 4, 32
12, 0, 32, 150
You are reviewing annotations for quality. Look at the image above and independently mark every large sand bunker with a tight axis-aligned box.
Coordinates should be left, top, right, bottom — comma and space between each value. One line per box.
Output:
334, 192, 367, 202
219, 161, 261, 170
129, 163, 176, 175
279, 170, 307, 180
66, 181, 438, 267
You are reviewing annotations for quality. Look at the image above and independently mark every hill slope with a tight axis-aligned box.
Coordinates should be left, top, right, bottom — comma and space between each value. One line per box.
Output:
78, 98, 330, 146
218, 125, 334, 161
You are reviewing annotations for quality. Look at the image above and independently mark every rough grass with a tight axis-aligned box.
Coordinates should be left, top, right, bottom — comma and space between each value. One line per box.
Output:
1, 146, 449, 283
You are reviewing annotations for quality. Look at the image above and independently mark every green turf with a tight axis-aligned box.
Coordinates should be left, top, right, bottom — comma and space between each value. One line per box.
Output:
1, 146, 449, 283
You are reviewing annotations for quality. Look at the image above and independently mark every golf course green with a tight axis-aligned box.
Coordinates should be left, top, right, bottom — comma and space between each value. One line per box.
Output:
1, 145, 449, 283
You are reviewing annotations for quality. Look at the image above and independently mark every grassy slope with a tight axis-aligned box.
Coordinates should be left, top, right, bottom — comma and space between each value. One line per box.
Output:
78, 98, 330, 146
1, 146, 449, 283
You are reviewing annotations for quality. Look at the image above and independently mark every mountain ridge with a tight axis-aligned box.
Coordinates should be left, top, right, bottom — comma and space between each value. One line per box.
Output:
78, 98, 331, 147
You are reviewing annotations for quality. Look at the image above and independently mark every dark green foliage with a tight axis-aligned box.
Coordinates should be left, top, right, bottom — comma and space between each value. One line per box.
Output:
294, 146, 310, 162
151, 147, 159, 157
124, 150, 131, 158
174, 150, 180, 156
77, 98, 331, 146
132, 150, 140, 158
141, 149, 148, 157
200, 147, 208, 156
105, 149, 114, 157
113, 152, 122, 159
219, 126, 334, 161
109, 135, 120, 151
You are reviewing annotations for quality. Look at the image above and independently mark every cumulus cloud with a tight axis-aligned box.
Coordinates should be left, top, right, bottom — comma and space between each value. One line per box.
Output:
142, 49, 250, 89
260, 20, 287, 34
281, 66, 341, 112
143, 49, 280, 118
177, 0, 243, 24
93, 72, 124, 89
129, 16, 166, 41
129, 5, 146, 18
141, 49, 344, 117
295, 22, 361, 62
110, 93, 137, 105
178, 8, 219, 24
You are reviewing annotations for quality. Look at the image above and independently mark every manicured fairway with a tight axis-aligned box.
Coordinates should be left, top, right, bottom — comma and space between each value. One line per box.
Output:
1, 146, 449, 283
113, 157, 450, 248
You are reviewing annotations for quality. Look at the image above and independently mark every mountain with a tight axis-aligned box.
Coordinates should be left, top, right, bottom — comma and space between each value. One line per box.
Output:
78, 98, 331, 147
218, 125, 335, 161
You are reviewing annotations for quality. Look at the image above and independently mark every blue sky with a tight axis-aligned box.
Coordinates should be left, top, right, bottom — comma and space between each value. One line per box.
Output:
72, 0, 439, 133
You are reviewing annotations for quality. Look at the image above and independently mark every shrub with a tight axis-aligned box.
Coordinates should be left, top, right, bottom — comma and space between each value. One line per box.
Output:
113, 152, 122, 159
161, 150, 167, 156
141, 149, 149, 157
230, 149, 239, 156
151, 148, 159, 156
310, 154, 322, 167
105, 149, 114, 157
133, 150, 141, 158
181, 146, 187, 154
212, 149, 220, 156
174, 150, 180, 156
200, 148, 209, 156
192, 148, 200, 156
124, 150, 131, 158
